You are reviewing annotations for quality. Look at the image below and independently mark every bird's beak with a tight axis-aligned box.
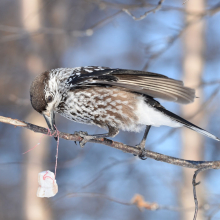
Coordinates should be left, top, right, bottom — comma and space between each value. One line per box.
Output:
43, 111, 58, 141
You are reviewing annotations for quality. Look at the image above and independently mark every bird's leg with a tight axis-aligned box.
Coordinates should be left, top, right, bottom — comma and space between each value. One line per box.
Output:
75, 125, 119, 148
135, 125, 151, 160
136, 125, 151, 150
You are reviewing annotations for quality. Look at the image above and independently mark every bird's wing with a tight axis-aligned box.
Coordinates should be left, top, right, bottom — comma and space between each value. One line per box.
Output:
67, 66, 195, 104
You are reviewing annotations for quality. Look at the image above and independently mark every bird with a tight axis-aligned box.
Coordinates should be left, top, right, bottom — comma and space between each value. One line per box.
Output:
30, 66, 219, 158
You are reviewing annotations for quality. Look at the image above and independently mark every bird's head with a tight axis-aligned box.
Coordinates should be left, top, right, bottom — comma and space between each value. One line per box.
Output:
30, 71, 62, 141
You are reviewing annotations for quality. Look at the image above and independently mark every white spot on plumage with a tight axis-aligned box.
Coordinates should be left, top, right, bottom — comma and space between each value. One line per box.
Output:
74, 67, 81, 71
116, 105, 122, 110
122, 101, 128, 105
84, 69, 93, 73
98, 67, 104, 70
119, 94, 127, 98
110, 101, 116, 106
106, 98, 111, 102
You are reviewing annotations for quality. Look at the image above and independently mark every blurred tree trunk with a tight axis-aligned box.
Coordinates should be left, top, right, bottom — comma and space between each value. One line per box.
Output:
21, 1, 52, 219
181, 0, 206, 220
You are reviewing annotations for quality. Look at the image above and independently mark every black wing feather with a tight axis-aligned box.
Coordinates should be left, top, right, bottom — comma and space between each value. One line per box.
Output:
67, 66, 195, 104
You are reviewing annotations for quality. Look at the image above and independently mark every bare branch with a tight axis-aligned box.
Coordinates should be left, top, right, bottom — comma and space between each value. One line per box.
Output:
122, 0, 164, 21
1, 115, 220, 170
0, 116, 27, 127
192, 166, 213, 220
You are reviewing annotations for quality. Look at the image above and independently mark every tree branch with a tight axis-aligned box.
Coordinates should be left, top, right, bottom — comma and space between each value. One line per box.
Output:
192, 166, 213, 220
122, 0, 164, 21
1, 115, 220, 170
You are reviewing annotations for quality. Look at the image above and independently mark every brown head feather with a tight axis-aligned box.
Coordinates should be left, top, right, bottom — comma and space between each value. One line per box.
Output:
30, 71, 50, 113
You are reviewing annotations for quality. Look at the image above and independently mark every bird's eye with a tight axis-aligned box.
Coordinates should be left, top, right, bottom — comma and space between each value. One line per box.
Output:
47, 96, 53, 103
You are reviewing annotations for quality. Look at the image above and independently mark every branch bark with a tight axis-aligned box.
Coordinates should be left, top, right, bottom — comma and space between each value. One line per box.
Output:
1, 115, 220, 170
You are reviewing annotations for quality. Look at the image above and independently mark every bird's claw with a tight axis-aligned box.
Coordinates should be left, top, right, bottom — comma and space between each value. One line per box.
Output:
138, 149, 147, 160
74, 131, 92, 148
134, 144, 147, 160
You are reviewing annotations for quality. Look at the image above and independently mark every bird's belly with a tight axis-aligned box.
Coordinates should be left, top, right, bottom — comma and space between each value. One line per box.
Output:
58, 87, 143, 131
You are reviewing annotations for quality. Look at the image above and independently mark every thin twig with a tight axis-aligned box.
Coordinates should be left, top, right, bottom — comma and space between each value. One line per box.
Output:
67, 192, 132, 206
142, 12, 208, 70
122, 0, 164, 21
57, 192, 209, 213
80, 157, 135, 189
198, 80, 220, 88
192, 166, 213, 220
98, 0, 220, 16
188, 86, 220, 119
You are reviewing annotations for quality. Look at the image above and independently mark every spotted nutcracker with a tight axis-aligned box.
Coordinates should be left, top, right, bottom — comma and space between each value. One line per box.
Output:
30, 66, 220, 156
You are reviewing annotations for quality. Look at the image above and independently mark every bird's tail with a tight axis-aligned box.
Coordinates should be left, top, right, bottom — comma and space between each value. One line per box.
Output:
155, 105, 220, 141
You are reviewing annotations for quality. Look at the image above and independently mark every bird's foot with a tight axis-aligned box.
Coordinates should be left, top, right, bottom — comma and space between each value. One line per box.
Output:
74, 131, 93, 148
138, 149, 147, 160
134, 143, 147, 160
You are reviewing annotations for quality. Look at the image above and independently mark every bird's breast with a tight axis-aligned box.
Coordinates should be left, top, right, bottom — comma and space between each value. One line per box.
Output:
56, 87, 141, 131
